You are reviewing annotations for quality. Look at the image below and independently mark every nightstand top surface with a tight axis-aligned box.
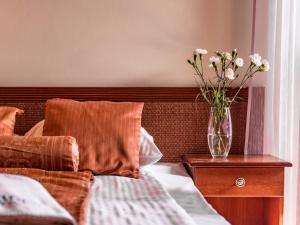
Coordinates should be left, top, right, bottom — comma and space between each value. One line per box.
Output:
182, 154, 292, 167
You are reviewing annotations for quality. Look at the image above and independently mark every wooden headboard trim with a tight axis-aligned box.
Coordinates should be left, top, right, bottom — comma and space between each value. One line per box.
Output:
0, 87, 248, 102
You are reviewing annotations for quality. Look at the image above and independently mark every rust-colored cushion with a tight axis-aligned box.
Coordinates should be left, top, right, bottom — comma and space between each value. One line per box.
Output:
0, 107, 23, 136
0, 136, 79, 171
43, 99, 144, 178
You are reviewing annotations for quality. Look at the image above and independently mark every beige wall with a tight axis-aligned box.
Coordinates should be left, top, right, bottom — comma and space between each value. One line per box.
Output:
0, 0, 253, 86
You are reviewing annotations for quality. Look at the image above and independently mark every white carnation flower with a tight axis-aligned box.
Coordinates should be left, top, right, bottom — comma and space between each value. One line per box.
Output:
194, 48, 208, 55
249, 53, 262, 66
209, 56, 220, 64
262, 59, 270, 71
235, 57, 244, 67
225, 52, 232, 60
225, 68, 235, 80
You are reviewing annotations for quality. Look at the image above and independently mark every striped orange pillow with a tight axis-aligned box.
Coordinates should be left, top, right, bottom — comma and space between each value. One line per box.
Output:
0, 136, 79, 171
43, 99, 144, 178
0, 107, 23, 136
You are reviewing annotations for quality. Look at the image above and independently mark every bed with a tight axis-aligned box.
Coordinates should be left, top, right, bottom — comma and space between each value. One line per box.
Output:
0, 87, 248, 225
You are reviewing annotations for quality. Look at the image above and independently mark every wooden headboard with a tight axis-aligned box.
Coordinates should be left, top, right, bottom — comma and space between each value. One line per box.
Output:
0, 87, 248, 162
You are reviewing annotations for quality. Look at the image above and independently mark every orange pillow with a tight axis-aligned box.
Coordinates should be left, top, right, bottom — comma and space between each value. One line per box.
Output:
0, 136, 79, 171
43, 99, 144, 178
0, 107, 23, 135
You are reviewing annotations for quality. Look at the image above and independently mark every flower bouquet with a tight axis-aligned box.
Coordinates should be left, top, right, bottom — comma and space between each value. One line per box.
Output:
187, 49, 269, 157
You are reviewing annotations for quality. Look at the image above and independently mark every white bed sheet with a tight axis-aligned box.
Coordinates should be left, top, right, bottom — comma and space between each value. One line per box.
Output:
142, 163, 230, 225
86, 162, 230, 225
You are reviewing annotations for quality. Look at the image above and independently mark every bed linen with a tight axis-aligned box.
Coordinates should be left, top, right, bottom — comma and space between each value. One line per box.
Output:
87, 171, 198, 225
142, 163, 230, 225
0, 165, 228, 225
0, 168, 93, 225
0, 173, 75, 225
86, 163, 229, 225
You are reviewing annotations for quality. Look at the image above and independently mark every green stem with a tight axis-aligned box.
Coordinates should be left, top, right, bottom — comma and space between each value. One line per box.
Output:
229, 67, 259, 106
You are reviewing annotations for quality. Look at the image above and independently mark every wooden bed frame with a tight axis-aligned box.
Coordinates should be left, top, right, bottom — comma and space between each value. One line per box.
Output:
0, 87, 248, 161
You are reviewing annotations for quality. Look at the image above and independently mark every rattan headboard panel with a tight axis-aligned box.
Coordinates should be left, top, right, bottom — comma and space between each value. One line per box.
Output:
0, 87, 248, 162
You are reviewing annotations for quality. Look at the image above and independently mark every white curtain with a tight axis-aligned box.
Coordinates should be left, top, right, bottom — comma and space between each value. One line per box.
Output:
253, 0, 300, 224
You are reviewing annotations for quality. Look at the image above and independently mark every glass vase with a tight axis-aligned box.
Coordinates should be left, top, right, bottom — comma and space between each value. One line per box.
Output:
207, 107, 232, 158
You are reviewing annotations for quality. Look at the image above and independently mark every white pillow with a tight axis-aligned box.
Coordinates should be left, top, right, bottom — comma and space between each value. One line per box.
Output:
25, 120, 44, 137
25, 120, 163, 167
139, 127, 163, 167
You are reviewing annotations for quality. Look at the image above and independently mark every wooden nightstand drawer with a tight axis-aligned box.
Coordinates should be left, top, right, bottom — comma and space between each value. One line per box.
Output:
182, 154, 292, 225
194, 167, 284, 197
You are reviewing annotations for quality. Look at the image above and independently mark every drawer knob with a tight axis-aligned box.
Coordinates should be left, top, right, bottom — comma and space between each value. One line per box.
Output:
235, 178, 246, 187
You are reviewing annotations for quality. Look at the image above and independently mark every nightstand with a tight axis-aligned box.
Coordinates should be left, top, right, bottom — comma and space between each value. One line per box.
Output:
182, 154, 292, 225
